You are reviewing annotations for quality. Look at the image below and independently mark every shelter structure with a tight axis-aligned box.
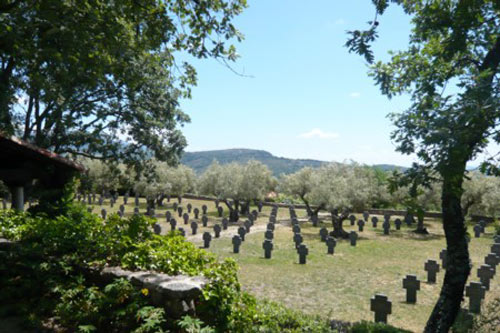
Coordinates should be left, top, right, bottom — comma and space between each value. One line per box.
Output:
0, 133, 83, 211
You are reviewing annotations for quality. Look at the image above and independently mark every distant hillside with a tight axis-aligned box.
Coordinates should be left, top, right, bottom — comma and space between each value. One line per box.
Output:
181, 149, 406, 176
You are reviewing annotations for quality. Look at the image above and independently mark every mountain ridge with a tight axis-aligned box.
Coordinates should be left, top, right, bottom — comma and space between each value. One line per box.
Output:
181, 148, 406, 175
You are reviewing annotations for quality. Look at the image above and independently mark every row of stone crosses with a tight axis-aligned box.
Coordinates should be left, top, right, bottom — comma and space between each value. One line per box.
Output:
371, 234, 500, 325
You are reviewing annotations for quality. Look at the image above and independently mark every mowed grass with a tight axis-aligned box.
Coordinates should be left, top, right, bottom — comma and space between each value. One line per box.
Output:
84, 196, 500, 332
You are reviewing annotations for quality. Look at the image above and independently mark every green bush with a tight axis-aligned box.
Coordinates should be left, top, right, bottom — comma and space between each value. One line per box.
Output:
350, 321, 412, 333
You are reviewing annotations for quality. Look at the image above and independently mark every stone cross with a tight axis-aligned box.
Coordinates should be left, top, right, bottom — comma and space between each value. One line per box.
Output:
371, 216, 378, 228
119, 204, 125, 215
258, 201, 263, 212
292, 224, 301, 234
190, 221, 198, 235
202, 204, 208, 215
349, 214, 356, 226
384, 213, 391, 223
166, 211, 171, 222
252, 209, 258, 220
484, 253, 499, 273
320, 227, 328, 242
403, 275, 420, 303
491, 243, 500, 256
153, 223, 162, 235
177, 206, 183, 218
183, 213, 189, 225
477, 264, 495, 290
232, 235, 242, 253
326, 236, 337, 255
203, 232, 212, 248
424, 259, 440, 283
222, 218, 228, 230
173, 202, 178, 212
293, 233, 303, 249
349, 231, 358, 246
101, 208, 107, 219
440, 249, 448, 270
202, 215, 208, 227
363, 211, 369, 221
238, 227, 246, 241
213, 224, 221, 238
217, 206, 223, 217
170, 218, 177, 231
297, 244, 308, 264
473, 224, 481, 238
370, 294, 392, 324
404, 214, 414, 226
185, 203, 191, 213
382, 221, 390, 235
135, 196, 139, 207
465, 282, 485, 314
134, 207, 139, 215
311, 214, 318, 227
265, 230, 274, 240
244, 220, 252, 233
394, 218, 402, 230
263, 239, 273, 259
178, 227, 185, 237
269, 215, 276, 223
267, 222, 275, 231
357, 220, 365, 232
177, 195, 182, 203
193, 208, 200, 219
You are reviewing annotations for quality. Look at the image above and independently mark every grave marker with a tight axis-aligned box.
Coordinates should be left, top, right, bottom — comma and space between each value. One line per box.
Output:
297, 244, 308, 264
232, 235, 242, 253
370, 294, 392, 324
477, 264, 494, 290
187, 203, 192, 213
153, 223, 162, 235
363, 211, 369, 221
293, 233, 303, 249
292, 224, 301, 234
491, 243, 500, 256
238, 227, 246, 241
402, 275, 420, 303
320, 227, 328, 242
202, 215, 208, 227
166, 211, 171, 222
394, 218, 402, 230
193, 207, 200, 219
263, 239, 273, 259
371, 216, 378, 228
484, 253, 499, 273
178, 227, 185, 237
357, 219, 365, 232
183, 213, 189, 225
217, 206, 223, 217
382, 221, 390, 235
177, 206, 183, 218
473, 224, 481, 238
265, 230, 274, 240
465, 282, 485, 314
326, 236, 337, 255
101, 208, 107, 220
424, 259, 440, 283
213, 224, 221, 238
134, 207, 139, 215
190, 221, 198, 235
202, 204, 208, 215
170, 218, 177, 231
203, 232, 212, 248
267, 222, 275, 231
349, 231, 358, 246
311, 214, 319, 227
349, 215, 356, 226
222, 218, 228, 230
258, 201, 263, 212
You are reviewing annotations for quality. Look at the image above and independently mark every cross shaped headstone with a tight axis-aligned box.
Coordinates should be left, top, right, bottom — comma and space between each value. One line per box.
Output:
319, 227, 328, 242
153, 223, 162, 235
440, 249, 448, 270
357, 220, 365, 232
403, 275, 420, 303
183, 213, 189, 224
217, 206, 223, 217
238, 227, 246, 241
187, 203, 192, 213
258, 201, 263, 212
491, 243, 500, 256
165, 211, 171, 222
349, 215, 356, 226
101, 208, 107, 219
265, 230, 274, 240
202, 215, 208, 227
363, 211, 369, 221
371, 216, 378, 228
173, 202, 178, 211
484, 253, 499, 273
326, 236, 336, 255
177, 206, 183, 217
177, 195, 182, 203
170, 218, 177, 231
297, 244, 308, 264
424, 259, 440, 283
190, 221, 198, 235
193, 207, 200, 219
293, 233, 303, 249
384, 213, 391, 223
349, 231, 358, 246
203, 232, 212, 248
263, 239, 273, 259
465, 282, 485, 314
405, 213, 414, 226
292, 224, 301, 234
382, 221, 390, 235
178, 227, 185, 237
134, 207, 139, 215
311, 214, 319, 227
267, 222, 275, 231
477, 264, 495, 290
213, 224, 221, 238
222, 218, 228, 230
202, 204, 208, 215
473, 224, 481, 238
244, 220, 252, 233
370, 294, 392, 324
232, 235, 242, 253
394, 218, 402, 230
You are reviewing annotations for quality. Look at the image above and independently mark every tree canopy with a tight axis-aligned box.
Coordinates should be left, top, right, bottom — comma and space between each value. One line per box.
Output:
0, 0, 246, 164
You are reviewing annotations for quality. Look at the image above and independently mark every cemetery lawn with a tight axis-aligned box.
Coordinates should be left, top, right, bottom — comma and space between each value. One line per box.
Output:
90, 197, 500, 332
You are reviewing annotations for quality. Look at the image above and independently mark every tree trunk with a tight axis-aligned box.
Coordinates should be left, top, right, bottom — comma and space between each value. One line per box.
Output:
239, 201, 250, 215
330, 211, 349, 239
224, 199, 240, 222
425, 169, 471, 332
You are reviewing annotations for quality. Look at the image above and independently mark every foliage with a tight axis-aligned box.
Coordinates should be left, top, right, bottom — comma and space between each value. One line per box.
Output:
350, 321, 411, 333
79, 158, 122, 194
177, 316, 215, 333
462, 172, 500, 218
1, 0, 246, 164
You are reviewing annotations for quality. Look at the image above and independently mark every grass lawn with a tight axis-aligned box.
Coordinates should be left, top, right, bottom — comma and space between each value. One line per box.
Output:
84, 196, 500, 332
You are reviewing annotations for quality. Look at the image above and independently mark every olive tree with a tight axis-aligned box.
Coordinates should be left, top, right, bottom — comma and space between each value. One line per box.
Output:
279, 167, 319, 218
198, 160, 274, 221
462, 172, 500, 218
79, 158, 121, 195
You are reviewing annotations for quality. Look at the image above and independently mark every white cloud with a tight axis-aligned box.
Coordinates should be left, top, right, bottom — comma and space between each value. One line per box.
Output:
349, 92, 361, 98
298, 128, 339, 140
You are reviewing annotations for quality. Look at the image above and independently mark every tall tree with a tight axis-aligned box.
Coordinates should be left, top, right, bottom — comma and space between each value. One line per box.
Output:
0, 0, 246, 164
347, 1, 500, 331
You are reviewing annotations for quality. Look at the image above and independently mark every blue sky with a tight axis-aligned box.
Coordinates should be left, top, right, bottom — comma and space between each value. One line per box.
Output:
179, 1, 417, 166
